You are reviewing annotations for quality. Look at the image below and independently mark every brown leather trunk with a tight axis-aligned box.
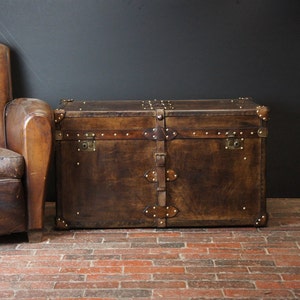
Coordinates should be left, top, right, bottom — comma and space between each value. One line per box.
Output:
55, 98, 269, 229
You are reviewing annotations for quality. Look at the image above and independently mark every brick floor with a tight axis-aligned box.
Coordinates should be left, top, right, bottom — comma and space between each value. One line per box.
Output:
0, 198, 299, 299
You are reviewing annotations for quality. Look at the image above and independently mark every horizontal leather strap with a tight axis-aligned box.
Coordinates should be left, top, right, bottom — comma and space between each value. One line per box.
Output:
55, 127, 264, 141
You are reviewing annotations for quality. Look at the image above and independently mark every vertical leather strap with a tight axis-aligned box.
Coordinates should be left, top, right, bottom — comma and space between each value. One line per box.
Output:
155, 108, 167, 227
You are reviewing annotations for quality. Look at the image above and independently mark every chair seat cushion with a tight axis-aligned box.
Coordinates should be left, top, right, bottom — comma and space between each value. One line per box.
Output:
0, 148, 24, 179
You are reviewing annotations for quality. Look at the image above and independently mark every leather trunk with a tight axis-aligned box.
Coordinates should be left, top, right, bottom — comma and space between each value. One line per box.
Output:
54, 98, 269, 229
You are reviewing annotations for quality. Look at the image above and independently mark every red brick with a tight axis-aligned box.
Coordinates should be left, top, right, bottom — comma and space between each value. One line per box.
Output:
121, 252, 180, 260
86, 273, 151, 282
153, 258, 213, 267
282, 274, 300, 280
274, 255, 300, 266
188, 280, 255, 289
20, 274, 85, 282
0, 290, 14, 298
153, 273, 216, 281
28, 260, 91, 268
0, 266, 61, 275
124, 266, 185, 274
215, 259, 275, 267
186, 266, 249, 274
218, 273, 281, 281
121, 280, 186, 289
60, 266, 122, 274
55, 281, 119, 289
84, 289, 152, 298
14, 289, 84, 298
255, 280, 300, 290
153, 288, 223, 298
267, 247, 300, 254
224, 288, 295, 298
187, 242, 242, 248
93, 259, 152, 267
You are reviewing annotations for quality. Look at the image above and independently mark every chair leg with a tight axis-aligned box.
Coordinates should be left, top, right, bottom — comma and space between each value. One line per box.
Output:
27, 229, 43, 243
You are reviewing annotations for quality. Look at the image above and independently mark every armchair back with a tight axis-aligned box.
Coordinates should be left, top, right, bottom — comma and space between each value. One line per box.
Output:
0, 44, 12, 147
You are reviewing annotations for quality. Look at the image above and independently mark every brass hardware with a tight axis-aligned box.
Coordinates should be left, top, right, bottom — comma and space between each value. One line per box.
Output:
60, 98, 74, 104
141, 99, 174, 110
225, 134, 244, 150
166, 169, 178, 181
55, 217, 69, 229
144, 170, 157, 182
144, 169, 178, 182
256, 105, 269, 121
257, 127, 268, 138
54, 109, 66, 123
143, 205, 179, 219
79, 132, 96, 151
255, 214, 268, 227
144, 127, 177, 141
55, 130, 63, 141
79, 140, 96, 151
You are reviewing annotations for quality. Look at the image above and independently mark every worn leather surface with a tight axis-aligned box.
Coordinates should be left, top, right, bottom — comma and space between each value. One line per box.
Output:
0, 148, 24, 179
55, 99, 268, 229
0, 179, 26, 235
0, 43, 53, 240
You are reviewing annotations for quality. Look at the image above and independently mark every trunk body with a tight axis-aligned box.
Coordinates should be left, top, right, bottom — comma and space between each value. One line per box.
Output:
55, 98, 268, 229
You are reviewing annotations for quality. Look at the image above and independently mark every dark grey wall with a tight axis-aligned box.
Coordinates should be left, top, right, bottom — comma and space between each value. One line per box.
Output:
0, 0, 299, 198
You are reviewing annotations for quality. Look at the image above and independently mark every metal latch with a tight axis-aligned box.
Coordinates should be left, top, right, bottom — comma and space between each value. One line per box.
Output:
225, 133, 244, 150
78, 132, 96, 152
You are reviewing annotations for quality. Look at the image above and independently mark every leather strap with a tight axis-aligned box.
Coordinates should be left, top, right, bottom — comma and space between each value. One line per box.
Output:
155, 108, 167, 227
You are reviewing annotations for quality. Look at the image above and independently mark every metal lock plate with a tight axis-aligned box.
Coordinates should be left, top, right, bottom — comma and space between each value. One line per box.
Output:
225, 135, 244, 150
78, 132, 96, 152
79, 140, 96, 151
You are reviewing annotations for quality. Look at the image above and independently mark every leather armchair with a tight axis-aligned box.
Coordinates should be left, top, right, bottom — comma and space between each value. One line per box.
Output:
0, 43, 53, 242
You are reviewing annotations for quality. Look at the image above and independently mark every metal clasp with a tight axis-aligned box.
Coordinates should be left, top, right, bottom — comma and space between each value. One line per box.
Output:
79, 132, 96, 152
225, 133, 244, 150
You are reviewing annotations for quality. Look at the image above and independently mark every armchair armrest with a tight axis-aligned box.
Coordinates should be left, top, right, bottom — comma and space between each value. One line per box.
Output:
5, 98, 53, 240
